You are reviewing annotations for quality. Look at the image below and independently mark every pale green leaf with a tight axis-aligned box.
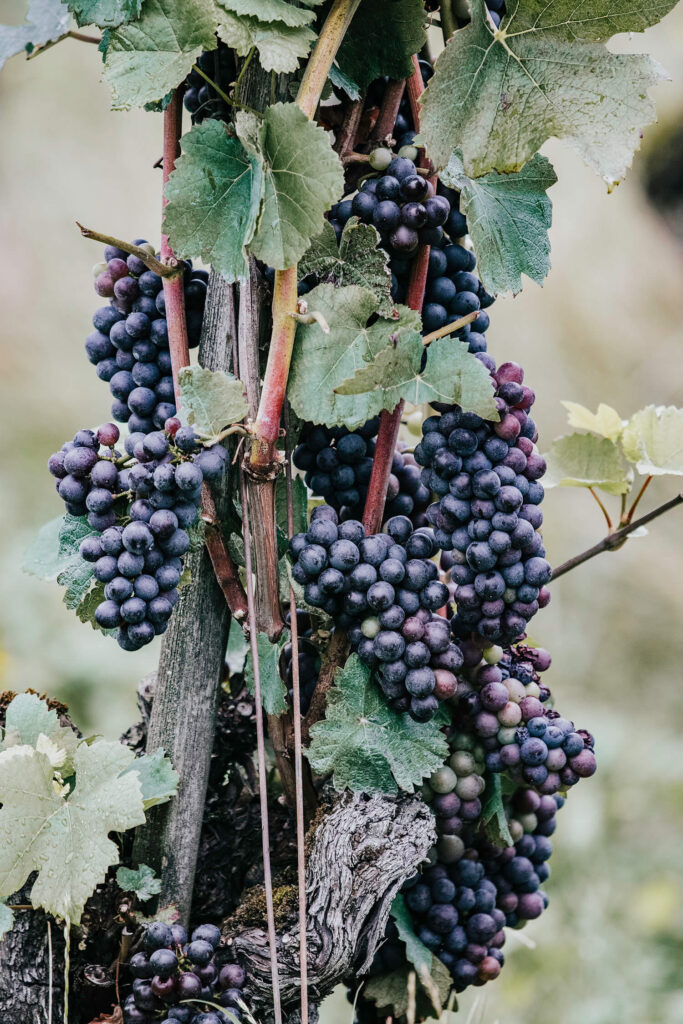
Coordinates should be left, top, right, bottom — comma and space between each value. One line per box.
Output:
391, 895, 451, 1014
562, 400, 624, 442
621, 405, 683, 476
481, 774, 514, 847
164, 121, 264, 283
244, 632, 288, 716
544, 433, 632, 494
0, 741, 145, 922
299, 218, 394, 316
307, 655, 449, 794
178, 366, 249, 438
1, 693, 80, 777
237, 104, 344, 269
116, 863, 162, 901
288, 284, 421, 428
75, 580, 116, 635
126, 749, 179, 810
23, 514, 94, 582
67, 0, 141, 29
442, 152, 557, 296
0, 0, 70, 71
226, 616, 249, 675
364, 957, 453, 1019
335, 331, 498, 420
336, 0, 427, 90
216, 5, 316, 73
0, 903, 13, 940
220, 0, 315, 27
58, 559, 95, 611
328, 62, 361, 100
419, 0, 674, 185
102, 0, 217, 109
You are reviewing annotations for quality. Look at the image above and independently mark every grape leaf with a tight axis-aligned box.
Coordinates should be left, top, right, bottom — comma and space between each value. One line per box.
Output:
307, 655, 449, 794
178, 366, 249, 439
299, 218, 394, 317
75, 580, 117, 635
562, 401, 624, 442
336, 0, 427, 90
67, 0, 142, 29
220, 0, 315, 27
363, 957, 453, 1019
441, 153, 557, 296
288, 284, 421, 428
391, 894, 450, 1014
328, 62, 361, 101
335, 331, 498, 420
164, 121, 264, 283
23, 514, 94, 581
59, 558, 96, 611
544, 433, 632, 494
1, 693, 78, 767
236, 104, 344, 269
125, 749, 179, 810
0, 0, 70, 71
0, 902, 13, 939
244, 632, 288, 716
216, 5, 316, 73
226, 616, 249, 675
116, 863, 162, 901
621, 405, 683, 476
419, 0, 674, 185
102, 0, 218, 109
481, 774, 514, 847
0, 741, 145, 923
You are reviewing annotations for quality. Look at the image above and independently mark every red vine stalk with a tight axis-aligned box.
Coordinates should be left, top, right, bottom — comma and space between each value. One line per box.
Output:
371, 79, 406, 145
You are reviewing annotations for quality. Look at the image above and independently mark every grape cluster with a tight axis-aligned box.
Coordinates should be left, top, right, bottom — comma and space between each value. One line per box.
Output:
454, 645, 597, 795
49, 419, 227, 650
289, 507, 463, 720
183, 47, 234, 124
414, 359, 551, 645
87, 240, 206, 431
281, 611, 321, 715
292, 420, 430, 526
124, 920, 248, 1024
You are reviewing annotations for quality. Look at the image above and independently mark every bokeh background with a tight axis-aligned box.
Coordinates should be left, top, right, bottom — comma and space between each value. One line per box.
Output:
1, 3, 683, 1022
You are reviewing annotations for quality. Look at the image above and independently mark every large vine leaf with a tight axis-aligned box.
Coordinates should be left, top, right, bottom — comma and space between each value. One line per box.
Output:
544, 433, 632, 494
299, 218, 394, 316
307, 655, 449, 794
23, 514, 91, 582
335, 331, 498, 420
0, 0, 70, 71
163, 121, 264, 283
442, 153, 557, 296
216, 5, 316, 73
1, 693, 78, 768
236, 105, 344, 269
220, 0, 316, 27
336, 0, 426, 90
102, 0, 218, 109
244, 632, 289, 716
178, 366, 248, 439
288, 284, 421, 428
562, 401, 624, 442
67, 0, 141, 29
621, 405, 683, 476
419, 0, 675, 185
126, 749, 179, 809
0, 741, 145, 922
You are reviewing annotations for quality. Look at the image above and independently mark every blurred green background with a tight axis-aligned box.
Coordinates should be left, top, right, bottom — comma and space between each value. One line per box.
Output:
1, 4, 683, 1022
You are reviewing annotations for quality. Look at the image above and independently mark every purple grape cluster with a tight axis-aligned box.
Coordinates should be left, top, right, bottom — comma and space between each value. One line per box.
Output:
415, 359, 551, 645
86, 240, 206, 432
292, 420, 431, 527
454, 645, 597, 795
281, 611, 321, 714
124, 919, 248, 1024
183, 48, 233, 124
289, 507, 463, 720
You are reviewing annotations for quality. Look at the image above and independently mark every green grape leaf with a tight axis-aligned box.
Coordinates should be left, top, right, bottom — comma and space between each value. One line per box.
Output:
0, 740, 145, 923
67, 0, 142, 29
419, 0, 674, 185
75, 580, 117, 635
59, 559, 96, 611
481, 774, 514, 847
226, 616, 249, 675
23, 514, 95, 582
364, 957, 453, 1019
307, 655, 449, 794
544, 433, 632, 494
125, 749, 179, 810
442, 152, 557, 296
116, 863, 162, 901
391, 894, 451, 1014
562, 401, 624, 442
164, 121, 264, 283
328, 62, 361, 100
335, 331, 498, 420
0, 903, 13, 939
236, 104, 343, 269
336, 0, 427, 90
288, 284, 421, 428
1, 693, 80, 777
216, 5, 316, 73
621, 405, 683, 476
178, 366, 249, 439
244, 632, 289, 716
299, 218, 394, 316
220, 0, 315, 27
102, 0, 218, 109
0, 0, 70, 71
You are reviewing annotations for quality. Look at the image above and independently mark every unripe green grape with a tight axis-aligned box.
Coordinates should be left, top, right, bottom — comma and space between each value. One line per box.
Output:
508, 819, 524, 842
430, 765, 458, 794
497, 726, 517, 745
452, 731, 475, 751
455, 773, 484, 800
406, 409, 424, 437
449, 750, 475, 776
519, 813, 538, 833
437, 834, 465, 863
483, 644, 504, 665
361, 615, 381, 638
369, 147, 393, 171
398, 144, 419, 162
525, 681, 541, 698
503, 588, 516, 604
92, 261, 108, 278
505, 679, 526, 703
498, 700, 522, 727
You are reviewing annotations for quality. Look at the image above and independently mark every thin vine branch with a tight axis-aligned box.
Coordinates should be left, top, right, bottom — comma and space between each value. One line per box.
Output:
76, 223, 176, 278
551, 492, 683, 580
422, 308, 479, 345
588, 486, 613, 530
627, 474, 653, 521
192, 63, 262, 117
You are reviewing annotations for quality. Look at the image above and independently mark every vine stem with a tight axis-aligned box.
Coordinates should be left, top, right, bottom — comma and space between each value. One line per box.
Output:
551, 492, 683, 580
440, 0, 458, 41
76, 223, 175, 279
296, 0, 363, 120
371, 79, 406, 145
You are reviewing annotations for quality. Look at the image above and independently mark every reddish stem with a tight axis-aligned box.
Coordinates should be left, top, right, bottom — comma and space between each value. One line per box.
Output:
251, 267, 298, 465
161, 90, 190, 406
372, 79, 406, 146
